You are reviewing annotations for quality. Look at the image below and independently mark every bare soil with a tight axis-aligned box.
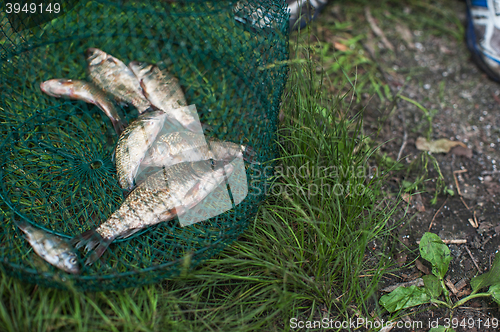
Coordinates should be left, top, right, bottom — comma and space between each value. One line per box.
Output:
316, 0, 500, 330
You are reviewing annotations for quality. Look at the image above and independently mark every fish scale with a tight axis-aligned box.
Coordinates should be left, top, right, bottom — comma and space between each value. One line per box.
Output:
115, 110, 167, 190
86, 48, 151, 113
142, 131, 247, 167
72, 160, 236, 265
128, 61, 201, 132
13, 219, 80, 274
40, 78, 126, 135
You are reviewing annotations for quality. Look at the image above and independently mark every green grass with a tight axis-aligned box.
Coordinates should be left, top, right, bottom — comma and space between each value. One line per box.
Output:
0, 20, 404, 331
1, 0, 470, 329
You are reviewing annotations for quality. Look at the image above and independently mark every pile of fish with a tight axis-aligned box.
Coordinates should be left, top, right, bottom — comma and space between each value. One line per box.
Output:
14, 48, 254, 274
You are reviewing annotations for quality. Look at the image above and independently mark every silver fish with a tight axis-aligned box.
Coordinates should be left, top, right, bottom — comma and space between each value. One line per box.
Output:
86, 48, 151, 113
141, 131, 249, 167
128, 61, 199, 132
13, 219, 80, 274
71, 159, 236, 265
40, 78, 126, 135
115, 110, 168, 190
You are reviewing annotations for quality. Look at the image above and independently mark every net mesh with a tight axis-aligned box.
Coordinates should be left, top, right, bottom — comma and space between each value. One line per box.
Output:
0, 0, 289, 291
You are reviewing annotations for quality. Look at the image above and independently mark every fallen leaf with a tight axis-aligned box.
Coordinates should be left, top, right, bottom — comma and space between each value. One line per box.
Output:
333, 41, 349, 52
478, 222, 494, 232
413, 193, 425, 212
416, 137, 467, 154
456, 288, 471, 297
486, 182, 500, 196
402, 193, 411, 203
396, 252, 407, 267
454, 279, 468, 291
415, 259, 430, 275
395, 21, 415, 49
439, 44, 453, 54
450, 145, 473, 158
444, 278, 458, 295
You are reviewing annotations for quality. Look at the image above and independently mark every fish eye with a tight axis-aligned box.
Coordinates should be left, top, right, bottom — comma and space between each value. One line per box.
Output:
69, 257, 77, 265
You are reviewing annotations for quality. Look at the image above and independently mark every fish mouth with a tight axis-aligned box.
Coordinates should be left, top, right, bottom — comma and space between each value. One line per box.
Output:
129, 61, 143, 67
86, 48, 105, 64
39, 82, 59, 97
129, 61, 152, 77
66, 265, 81, 274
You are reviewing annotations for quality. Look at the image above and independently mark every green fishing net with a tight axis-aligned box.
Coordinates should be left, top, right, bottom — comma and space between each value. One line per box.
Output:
0, 0, 289, 291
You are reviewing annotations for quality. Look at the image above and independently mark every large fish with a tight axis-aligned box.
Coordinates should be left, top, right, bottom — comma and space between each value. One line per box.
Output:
71, 159, 236, 265
128, 61, 199, 132
86, 48, 151, 113
115, 110, 168, 190
141, 131, 252, 167
40, 78, 126, 135
13, 219, 80, 274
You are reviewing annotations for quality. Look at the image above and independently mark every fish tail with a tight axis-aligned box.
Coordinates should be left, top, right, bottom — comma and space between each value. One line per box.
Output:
200, 122, 212, 132
185, 121, 202, 133
12, 218, 28, 231
86, 240, 112, 266
140, 106, 156, 114
243, 145, 259, 164
112, 118, 127, 136
71, 230, 112, 265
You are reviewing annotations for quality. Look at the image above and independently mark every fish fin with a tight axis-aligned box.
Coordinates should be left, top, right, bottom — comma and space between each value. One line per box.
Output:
122, 188, 132, 198
201, 122, 212, 133
116, 100, 128, 108
185, 121, 202, 133
12, 218, 28, 231
243, 145, 258, 164
184, 181, 201, 201
71, 230, 112, 266
116, 228, 141, 239
71, 229, 103, 251
159, 209, 177, 222
139, 79, 148, 94
85, 239, 112, 266
141, 106, 156, 114
112, 119, 127, 136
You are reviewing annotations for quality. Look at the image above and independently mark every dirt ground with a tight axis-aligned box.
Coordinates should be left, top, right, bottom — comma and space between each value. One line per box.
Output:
315, 1, 500, 331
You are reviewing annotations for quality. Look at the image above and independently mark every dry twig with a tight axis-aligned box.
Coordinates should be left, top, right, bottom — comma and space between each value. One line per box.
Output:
364, 7, 394, 51
465, 246, 481, 273
429, 198, 447, 231
380, 278, 424, 293
453, 169, 468, 197
416, 239, 466, 244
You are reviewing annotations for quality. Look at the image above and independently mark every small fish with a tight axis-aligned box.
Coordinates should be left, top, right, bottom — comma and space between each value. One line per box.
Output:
128, 61, 199, 132
40, 78, 126, 135
71, 159, 236, 265
86, 48, 151, 113
141, 131, 251, 167
13, 219, 80, 274
115, 110, 168, 190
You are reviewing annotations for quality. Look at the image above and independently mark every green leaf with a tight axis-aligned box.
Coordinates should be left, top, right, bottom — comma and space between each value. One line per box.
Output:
488, 284, 500, 305
419, 233, 452, 279
471, 253, 500, 292
430, 327, 455, 332
423, 275, 442, 298
379, 286, 430, 312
